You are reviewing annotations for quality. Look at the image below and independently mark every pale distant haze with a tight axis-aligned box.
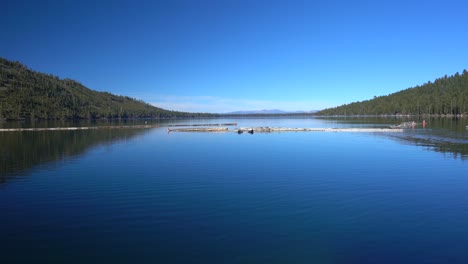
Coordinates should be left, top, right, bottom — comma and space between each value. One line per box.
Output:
2, 0, 468, 113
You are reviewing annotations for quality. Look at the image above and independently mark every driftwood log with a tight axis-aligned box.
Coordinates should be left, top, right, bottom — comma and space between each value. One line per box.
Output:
236, 127, 403, 133
167, 123, 237, 127
0, 125, 405, 133
167, 127, 404, 133
167, 127, 229, 132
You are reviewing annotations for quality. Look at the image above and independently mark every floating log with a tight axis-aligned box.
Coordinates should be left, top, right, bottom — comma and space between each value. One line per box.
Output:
236, 127, 403, 133
167, 127, 229, 132
167, 126, 404, 133
389, 122, 418, 129
0, 125, 159, 132
1, 125, 405, 133
167, 123, 237, 127
0, 127, 95, 132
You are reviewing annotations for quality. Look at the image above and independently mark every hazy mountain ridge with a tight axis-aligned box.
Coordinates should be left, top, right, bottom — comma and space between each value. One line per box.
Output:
225, 109, 318, 115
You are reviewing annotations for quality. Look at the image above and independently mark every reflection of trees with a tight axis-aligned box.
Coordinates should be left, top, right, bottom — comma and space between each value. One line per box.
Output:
320, 117, 468, 160
399, 118, 467, 160
387, 133, 468, 160
384, 118, 468, 160
0, 129, 149, 184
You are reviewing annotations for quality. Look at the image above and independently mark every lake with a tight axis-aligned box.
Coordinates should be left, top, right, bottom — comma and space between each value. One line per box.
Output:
1, 117, 467, 263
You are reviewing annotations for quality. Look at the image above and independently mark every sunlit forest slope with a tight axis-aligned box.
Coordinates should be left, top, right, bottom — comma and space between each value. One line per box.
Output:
317, 70, 468, 116
0, 57, 211, 119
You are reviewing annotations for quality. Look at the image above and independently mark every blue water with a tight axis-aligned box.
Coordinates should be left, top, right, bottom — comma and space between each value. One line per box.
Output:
1, 118, 467, 263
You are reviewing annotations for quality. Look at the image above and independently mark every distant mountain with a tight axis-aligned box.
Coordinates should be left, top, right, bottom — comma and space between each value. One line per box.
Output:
293, 110, 319, 114
226, 109, 287, 115
316, 70, 468, 116
225, 109, 317, 115
0, 57, 212, 120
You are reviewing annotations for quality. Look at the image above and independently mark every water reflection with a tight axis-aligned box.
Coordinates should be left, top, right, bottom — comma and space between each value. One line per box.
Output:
387, 131, 468, 160
0, 128, 151, 183
320, 117, 468, 160
1, 117, 466, 184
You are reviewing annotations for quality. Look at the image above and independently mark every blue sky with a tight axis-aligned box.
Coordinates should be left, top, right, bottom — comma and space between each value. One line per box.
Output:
2, 0, 468, 113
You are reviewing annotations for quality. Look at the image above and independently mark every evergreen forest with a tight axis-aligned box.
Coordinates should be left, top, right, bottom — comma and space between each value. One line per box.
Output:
0, 57, 212, 120
317, 70, 468, 116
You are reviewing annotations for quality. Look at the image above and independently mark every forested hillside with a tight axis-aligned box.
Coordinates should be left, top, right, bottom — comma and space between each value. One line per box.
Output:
0, 58, 210, 119
317, 70, 468, 116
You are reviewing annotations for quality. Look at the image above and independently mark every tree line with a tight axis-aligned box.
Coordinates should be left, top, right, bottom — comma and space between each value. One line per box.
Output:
0, 57, 215, 120
317, 70, 468, 116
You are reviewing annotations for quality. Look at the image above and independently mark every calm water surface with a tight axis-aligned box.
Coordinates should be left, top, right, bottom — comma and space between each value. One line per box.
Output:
1, 117, 467, 263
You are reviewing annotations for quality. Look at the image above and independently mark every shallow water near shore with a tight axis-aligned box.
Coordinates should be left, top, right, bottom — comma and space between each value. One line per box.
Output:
1, 117, 467, 263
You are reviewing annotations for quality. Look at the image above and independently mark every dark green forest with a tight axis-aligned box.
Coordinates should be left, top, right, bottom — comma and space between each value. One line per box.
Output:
317, 70, 468, 116
0, 57, 213, 120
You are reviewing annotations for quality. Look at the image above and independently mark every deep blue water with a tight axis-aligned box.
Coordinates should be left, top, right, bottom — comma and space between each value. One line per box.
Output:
1, 117, 467, 263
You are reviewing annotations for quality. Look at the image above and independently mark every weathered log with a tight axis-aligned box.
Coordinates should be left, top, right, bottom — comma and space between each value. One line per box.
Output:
167, 123, 237, 127
166, 126, 404, 133
389, 122, 417, 129
0, 125, 404, 133
167, 127, 229, 132
236, 127, 403, 133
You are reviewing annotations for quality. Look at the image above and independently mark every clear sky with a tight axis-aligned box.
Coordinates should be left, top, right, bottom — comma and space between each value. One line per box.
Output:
2, 0, 468, 113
